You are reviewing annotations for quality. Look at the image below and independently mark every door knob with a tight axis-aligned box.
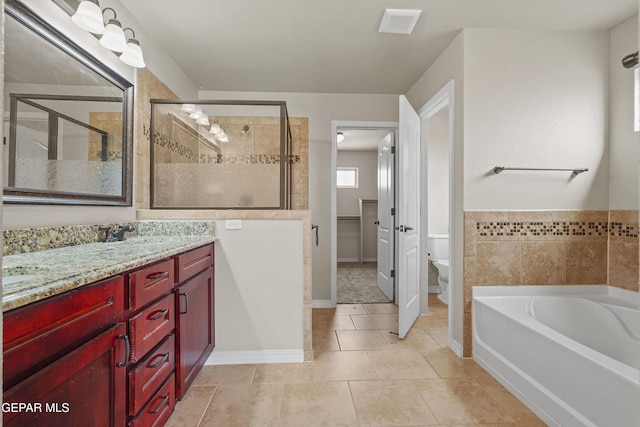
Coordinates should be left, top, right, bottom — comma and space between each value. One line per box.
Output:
404, 226, 414, 232
374, 221, 380, 225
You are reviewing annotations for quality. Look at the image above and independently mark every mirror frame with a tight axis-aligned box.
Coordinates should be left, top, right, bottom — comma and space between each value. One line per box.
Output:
3, 0, 134, 206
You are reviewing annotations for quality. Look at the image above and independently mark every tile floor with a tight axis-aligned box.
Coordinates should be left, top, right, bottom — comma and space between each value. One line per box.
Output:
166, 296, 545, 426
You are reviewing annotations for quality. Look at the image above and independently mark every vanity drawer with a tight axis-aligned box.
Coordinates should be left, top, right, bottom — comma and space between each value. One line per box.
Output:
129, 373, 175, 427
3, 275, 124, 389
176, 244, 214, 283
128, 293, 175, 364
129, 334, 175, 417
128, 258, 175, 311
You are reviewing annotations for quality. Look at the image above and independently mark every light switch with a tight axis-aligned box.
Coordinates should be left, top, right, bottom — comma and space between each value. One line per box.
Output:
225, 219, 242, 230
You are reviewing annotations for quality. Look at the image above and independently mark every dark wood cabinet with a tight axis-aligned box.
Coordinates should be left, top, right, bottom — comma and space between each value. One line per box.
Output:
3, 276, 127, 427
175, 266, 215, 399
3, 241, 215, 427
3, 275, 124, 390
4, 324, 128, 427
126, 259, 176, 425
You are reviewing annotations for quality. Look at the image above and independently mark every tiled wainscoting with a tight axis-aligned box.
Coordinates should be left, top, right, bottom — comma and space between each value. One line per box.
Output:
463, 210, 639, 356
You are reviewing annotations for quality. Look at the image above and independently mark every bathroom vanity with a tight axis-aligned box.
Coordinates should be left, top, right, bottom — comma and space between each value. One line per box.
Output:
2, 234, 216, 427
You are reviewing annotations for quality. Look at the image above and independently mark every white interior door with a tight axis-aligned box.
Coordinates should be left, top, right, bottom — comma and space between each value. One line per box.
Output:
377, 132, 394, 300
398, 95, 421, 339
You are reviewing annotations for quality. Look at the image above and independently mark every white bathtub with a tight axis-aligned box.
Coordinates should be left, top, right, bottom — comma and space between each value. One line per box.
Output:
473, 286, 640, 427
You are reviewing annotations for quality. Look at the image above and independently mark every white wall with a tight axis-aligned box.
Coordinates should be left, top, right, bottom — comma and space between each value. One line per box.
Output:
2, 0, 198, 230
209, 220, 304, 359
463, 29, 610, 210
609, 15, 639, 209
427, 106, 450, 235
198, 90, 398, 301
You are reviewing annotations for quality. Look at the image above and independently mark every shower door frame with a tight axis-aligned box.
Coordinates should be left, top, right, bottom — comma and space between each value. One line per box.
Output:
149, 99, 291, 210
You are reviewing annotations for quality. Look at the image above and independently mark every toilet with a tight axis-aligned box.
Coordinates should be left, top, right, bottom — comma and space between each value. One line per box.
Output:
427, 234, 449, 305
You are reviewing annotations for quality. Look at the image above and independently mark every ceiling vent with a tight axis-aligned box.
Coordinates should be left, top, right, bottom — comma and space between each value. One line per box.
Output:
378, 9, 422, 35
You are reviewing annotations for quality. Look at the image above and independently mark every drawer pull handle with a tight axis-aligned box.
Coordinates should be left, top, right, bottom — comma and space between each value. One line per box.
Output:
148, 352, 170, 369
147, 271, 169, 280
149, 309, 169, 321
180, 292, 189, 314
150, 394, 169, 414
117, 334, 130, 368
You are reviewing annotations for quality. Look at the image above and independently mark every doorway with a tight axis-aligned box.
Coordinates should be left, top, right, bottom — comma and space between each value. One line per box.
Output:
418, 80, 459, 355
330, 121, 398, 306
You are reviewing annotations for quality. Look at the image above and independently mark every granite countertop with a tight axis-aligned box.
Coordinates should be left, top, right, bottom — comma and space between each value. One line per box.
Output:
2, 235, 217, 312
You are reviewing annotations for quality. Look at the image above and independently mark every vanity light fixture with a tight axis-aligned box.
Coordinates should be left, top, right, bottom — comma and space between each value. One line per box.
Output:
189, 107, 204, 120
71, 0, 104, 34
337, 131, 344, 143
99, 8, 127, 52
209, 123, 221, 134
181, 104, 196, 113
196, 114, 210, 126
71, 2, 145, 68
119, 28, 146, 68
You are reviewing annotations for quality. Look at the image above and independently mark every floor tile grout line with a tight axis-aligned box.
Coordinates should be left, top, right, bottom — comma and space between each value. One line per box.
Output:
195, 385, 218, 427
346, 380, 363, 426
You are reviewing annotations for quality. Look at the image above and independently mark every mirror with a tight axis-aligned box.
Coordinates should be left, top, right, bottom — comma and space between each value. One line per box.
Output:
3, 0, 133, 205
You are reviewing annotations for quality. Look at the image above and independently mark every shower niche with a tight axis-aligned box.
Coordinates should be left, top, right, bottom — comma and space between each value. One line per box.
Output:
150, 100, 294, 209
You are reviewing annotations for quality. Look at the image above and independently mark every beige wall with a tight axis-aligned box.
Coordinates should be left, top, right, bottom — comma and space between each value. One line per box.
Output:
609, 15, 639, 209
463, 29, 611, 210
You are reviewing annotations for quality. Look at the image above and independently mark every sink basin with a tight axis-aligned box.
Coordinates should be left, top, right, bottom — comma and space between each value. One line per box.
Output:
105, 236, 166, 245
2, 265, 50, 285
2, 266, 50, 286
3, 265, 50, 276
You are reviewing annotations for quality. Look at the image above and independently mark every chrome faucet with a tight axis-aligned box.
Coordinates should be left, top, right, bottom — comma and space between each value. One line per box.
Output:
101, 225, 136, 242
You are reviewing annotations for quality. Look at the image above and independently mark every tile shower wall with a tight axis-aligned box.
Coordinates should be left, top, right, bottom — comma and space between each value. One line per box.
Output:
134, 70, 308, 210
462, 210, 639, 356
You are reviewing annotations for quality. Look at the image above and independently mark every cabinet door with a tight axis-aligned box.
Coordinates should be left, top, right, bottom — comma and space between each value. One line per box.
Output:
3, 275, 124, 390
3, 323, 128, 427
175, 266, 214, 399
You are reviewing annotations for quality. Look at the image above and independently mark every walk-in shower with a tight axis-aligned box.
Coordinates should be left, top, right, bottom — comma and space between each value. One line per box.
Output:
150, 100, 292, 209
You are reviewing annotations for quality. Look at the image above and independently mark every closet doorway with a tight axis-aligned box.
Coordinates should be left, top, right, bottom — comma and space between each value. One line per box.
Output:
334, 125, 396, 304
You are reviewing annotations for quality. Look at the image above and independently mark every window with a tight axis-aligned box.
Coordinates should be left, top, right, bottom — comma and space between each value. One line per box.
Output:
337, 167, 358, 188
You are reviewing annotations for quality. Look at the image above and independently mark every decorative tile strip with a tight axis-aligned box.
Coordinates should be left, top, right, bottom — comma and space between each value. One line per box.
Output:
197, 154, 301, 165
152, 129, 199, 162
476, 221, 615, 237
609, 222, 639, 238
145, 124, 300, 165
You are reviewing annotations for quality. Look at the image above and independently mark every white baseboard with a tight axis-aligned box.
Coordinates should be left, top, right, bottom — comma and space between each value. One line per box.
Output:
312, 299, 333, 308
449, 338, 463, 358
337, 258, 377, 263
205, 349, 304, 365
